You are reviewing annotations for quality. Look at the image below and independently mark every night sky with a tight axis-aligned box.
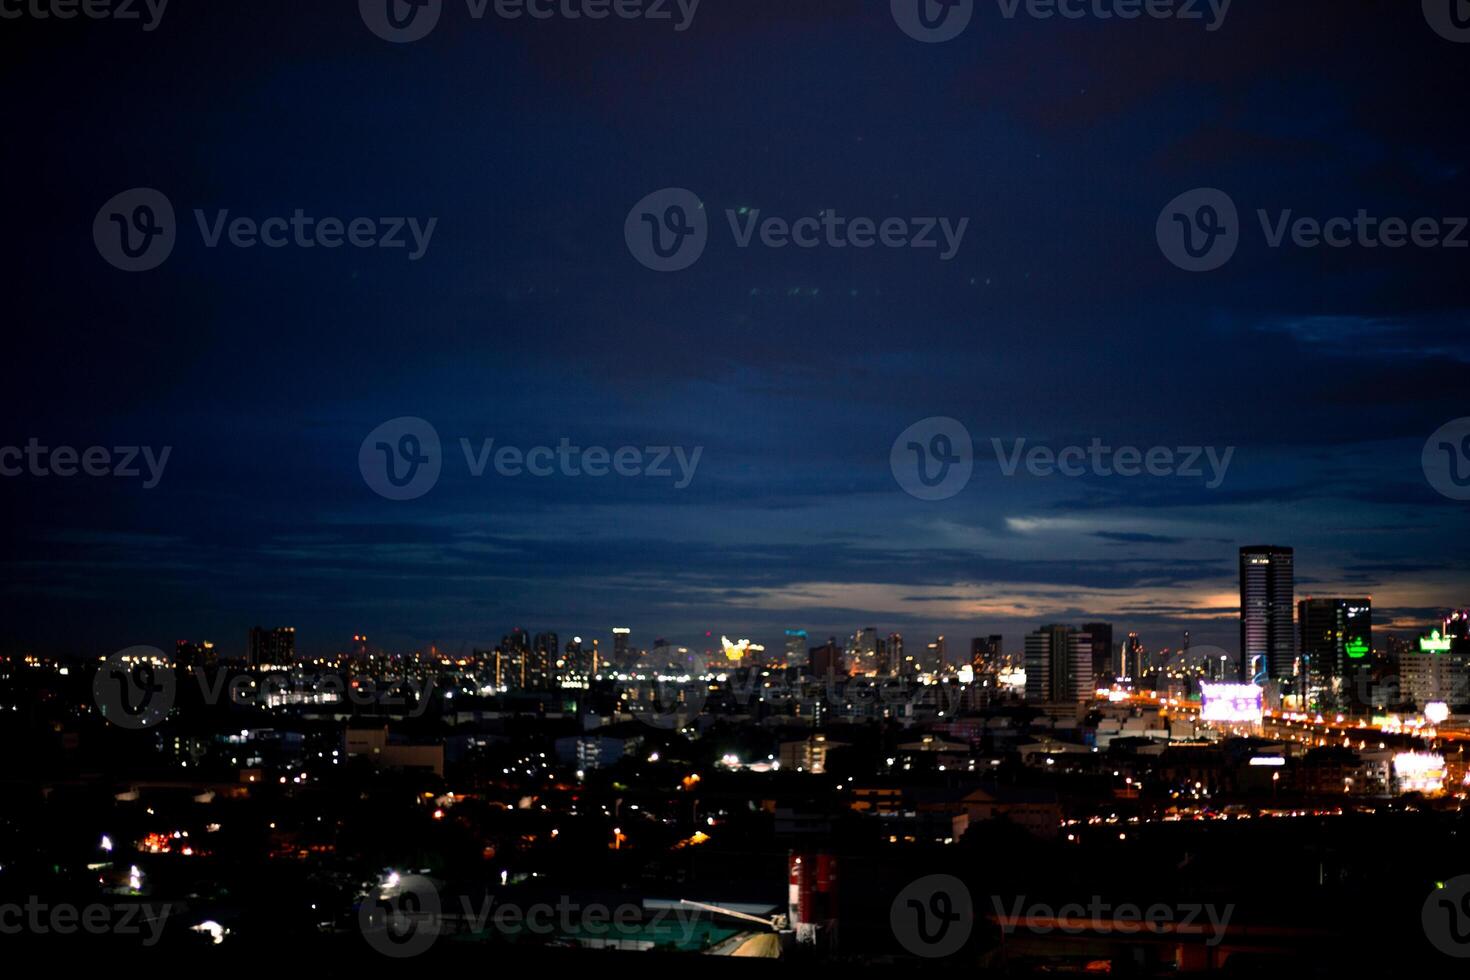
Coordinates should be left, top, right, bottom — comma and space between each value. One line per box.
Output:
3, 0, 1468, 660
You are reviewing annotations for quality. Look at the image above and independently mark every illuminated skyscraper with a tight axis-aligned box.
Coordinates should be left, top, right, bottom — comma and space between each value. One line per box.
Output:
784, 629, 809, 668
1299, 598, 1371, 713
1024, 625, 1093, 703
852, 627, 879, 674
1082, 622, 1114, 683
926, 635, 947, 674
497, 628, 531, 689
1122, 632, 1145, 679
1402, 611, 1470, 711
1239, 546, 1295, 684
970, 635, 1002, 671
559, 636, 585, 684
884, 632, 904, 676
612, 627, 632, 670
247, 626, 295, 668
530, 632, 558, 689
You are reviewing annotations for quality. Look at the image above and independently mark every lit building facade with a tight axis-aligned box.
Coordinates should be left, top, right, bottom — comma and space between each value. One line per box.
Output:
1024, 624, 1093, 703
1239, 546, 1295, 685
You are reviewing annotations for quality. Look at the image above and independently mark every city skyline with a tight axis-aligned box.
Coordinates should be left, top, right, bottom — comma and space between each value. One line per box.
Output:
4, 2, 1470, 662
9, 538, 1461, 662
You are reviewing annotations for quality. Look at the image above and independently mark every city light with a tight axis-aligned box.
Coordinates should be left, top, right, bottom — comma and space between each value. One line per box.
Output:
1200, 683, 1264, 724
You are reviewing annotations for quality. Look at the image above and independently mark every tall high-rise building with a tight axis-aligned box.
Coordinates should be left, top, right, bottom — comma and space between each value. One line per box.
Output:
559, 636, 586, 683
1447, 609, 1470, 646
884, 632, 904, 677
852, 627, 879, 674
809, 637, 842, 678
970, 635, 1002, 671
1402, 611, 1470, 711
1024, 625, 1093, 703
1299, 598, 1371, 713
784, 629, 809, 668
530, 632, 558, 689
1240, 546, 1295, 684
926, 636, 947, 674
496, 628, 531, 689
247, 626, 295, 668
612, 627, 633, 670
1122, 632, 1144, 679
1082, 622, 1114, 684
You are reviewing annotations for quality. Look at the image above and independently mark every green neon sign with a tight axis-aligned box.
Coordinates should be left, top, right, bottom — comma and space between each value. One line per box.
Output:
1421, 631, 1453, 654
1345, 637, 1369, 659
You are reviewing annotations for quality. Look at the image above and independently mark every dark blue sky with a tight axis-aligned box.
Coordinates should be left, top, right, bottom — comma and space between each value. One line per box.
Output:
3, 0, 1468, 659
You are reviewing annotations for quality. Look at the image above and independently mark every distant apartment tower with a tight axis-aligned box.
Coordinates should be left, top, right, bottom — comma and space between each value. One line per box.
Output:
612, 627, 633, 670
496, 628, 531, 689
1082, 622, 1114, 684
784, 629, 809, 668
1298, 598, 1372, 713
885, 632, 905, 677
809, 637, 842, 678
970, 635, 1002, 671
1121, 632, 1145, 679
530, 632, 558, 689
925, 636, 947, 674
562, 636, 600, 679
851, 627, 879, 674
1240, 546, 1295, 684
1024, 625, 1093, 703
247, 626, 295, 667
1402, 612, 1470, 710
